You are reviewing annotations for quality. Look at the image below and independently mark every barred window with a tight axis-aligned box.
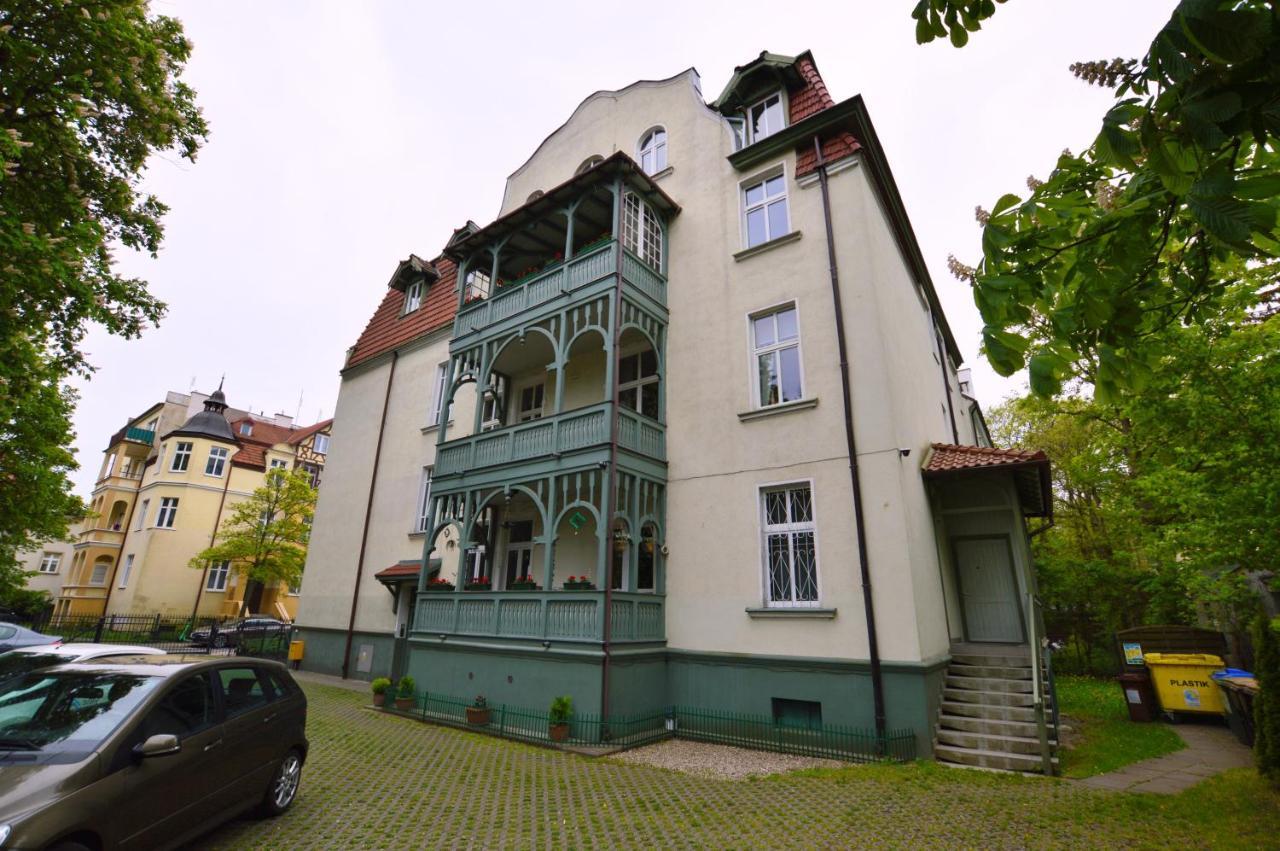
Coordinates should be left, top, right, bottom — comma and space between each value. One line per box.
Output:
761, 483, 818, 607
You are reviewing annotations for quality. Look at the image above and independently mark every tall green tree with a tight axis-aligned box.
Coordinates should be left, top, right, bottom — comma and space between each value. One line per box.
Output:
920, 1, 1280, 399
191, 468, 316, 617
0, 2, 206, 582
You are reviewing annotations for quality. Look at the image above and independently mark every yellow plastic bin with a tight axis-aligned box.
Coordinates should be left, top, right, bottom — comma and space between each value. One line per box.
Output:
1143, 652, 1226, 715
288, 640, 305, 662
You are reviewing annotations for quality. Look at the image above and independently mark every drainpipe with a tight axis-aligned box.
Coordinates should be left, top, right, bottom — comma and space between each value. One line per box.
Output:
189, 458, 235, 626
100, 472, 143, 615
599, 174, 626, 720
933, 320, 960, 445
813, 136, 886, 742
342, 350, 399, 679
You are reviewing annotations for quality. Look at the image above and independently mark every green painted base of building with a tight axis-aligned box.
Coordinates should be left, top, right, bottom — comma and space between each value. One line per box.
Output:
293, 625, 395, 682
297, 629, 946, 755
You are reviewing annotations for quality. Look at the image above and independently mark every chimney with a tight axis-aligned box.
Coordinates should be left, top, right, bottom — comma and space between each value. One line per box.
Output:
272, 412, 295, 428
957, 368, 973, 397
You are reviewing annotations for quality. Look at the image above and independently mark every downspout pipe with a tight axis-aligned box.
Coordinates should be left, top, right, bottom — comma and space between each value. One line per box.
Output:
189, 464, 234, 626
342, 350, 399, 679
813, 136, 886, 742
933, 321, 960, 444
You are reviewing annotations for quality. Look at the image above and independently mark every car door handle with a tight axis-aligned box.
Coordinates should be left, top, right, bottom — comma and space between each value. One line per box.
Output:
263, 713, 277, 724
203, 738, 223, 752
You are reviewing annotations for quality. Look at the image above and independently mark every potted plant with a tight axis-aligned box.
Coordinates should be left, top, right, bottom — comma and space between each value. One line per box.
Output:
563, 576, 595, 590
548, 695, 573, 742
425, 577, 455, 592
466, 695, 491, 726
394, 676, 416, 711
509, 574, 538, 590
370, 676, 392, 708
465, 575, 492, 591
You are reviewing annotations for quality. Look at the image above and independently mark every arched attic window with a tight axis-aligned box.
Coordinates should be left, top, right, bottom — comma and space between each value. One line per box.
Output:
575, 155, 604, 175
526, 190, 544, 203
638, 127, 667, 175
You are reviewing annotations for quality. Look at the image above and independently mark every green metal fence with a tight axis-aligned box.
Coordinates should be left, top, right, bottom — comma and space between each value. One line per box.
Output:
399, 691, 913, 762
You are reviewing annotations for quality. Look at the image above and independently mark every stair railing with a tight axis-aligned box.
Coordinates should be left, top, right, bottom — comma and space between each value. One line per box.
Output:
1028, 593, 1053, 774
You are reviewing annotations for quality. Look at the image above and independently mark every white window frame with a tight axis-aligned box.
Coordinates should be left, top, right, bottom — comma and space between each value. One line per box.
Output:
89, 560, 111, 586
269, 458, 289, 470
429, 362, 449, 425
618, 348, 660, 420
118, 554, 134, 589
758, 480, 821, 608
156, 497, 179, 529
171, 440, 194, 473
746, 91, 786, 144
239, 422, 253, 437
206, 560, 230, 592
204, 446, 228, 477
314, 433, 330, 454
414, 467, 433, 534
136, 499, 149, 530
637, 127, 667, 175
403, 280, 422, 314
38, 553, 61, 574
748, 302, 806, 409
622, 193, 663, 272
464, 269, 491, 302
740, 165, 791, 249
516, 382, 545, 422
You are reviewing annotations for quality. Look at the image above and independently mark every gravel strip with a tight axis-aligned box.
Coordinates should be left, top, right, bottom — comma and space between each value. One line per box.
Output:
611, 738, 845, 779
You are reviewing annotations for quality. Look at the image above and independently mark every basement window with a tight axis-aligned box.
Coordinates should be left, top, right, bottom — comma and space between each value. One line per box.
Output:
772, 698, 822, 730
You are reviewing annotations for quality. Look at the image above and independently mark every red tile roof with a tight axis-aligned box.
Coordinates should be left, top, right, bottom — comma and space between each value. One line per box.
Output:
227, 417, 296, 447
922, 443, 1048, 474
232, 443, 266, 471
287, 418, 333, 446
346, 256, 459, 370
787, 54, 863, 179
374, 562, 421, 580
922, 443, 1053, 518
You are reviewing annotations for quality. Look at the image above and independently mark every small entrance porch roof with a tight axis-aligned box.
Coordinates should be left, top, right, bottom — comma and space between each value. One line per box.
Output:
374, 558, 440, 589
922, 443, 1052, 519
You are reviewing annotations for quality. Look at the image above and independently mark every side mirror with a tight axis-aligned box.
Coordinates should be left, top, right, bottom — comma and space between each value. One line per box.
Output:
134, 734, 180, 759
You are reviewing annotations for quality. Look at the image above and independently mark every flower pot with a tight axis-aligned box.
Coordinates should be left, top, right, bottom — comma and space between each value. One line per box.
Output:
466, 706, 491, 726
372, 693, 386, 707
394, 696, 414, 711
466, 584, 492, 592
549, 722, 570, 742
425, 585, 455, 592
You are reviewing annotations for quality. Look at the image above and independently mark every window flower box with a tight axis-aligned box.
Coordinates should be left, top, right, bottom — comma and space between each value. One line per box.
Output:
465, 577, 492, 591
425, 578, 455, 592
509, 575, 538, 591
563, 576, 595, 591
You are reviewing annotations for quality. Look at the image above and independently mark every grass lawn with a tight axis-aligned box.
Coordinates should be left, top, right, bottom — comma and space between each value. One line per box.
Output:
1056, 674, 1186, 778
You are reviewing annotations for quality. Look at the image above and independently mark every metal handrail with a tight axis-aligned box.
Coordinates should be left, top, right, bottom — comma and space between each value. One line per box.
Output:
1028, 594, 1053, 774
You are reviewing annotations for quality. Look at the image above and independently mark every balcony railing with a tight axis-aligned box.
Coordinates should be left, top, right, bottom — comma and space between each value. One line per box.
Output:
78, 528, 125, 547
124, 427, 155, 445
435, 402, 665, 478
453, 241, 666, 339
413, 590, 664, 644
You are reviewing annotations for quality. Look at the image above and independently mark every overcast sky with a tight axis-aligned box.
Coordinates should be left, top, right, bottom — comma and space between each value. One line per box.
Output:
71, 0, 1176, 496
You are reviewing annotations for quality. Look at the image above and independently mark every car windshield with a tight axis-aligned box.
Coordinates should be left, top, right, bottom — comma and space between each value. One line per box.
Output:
0, 671, 161, 754
0, 652, 67, 682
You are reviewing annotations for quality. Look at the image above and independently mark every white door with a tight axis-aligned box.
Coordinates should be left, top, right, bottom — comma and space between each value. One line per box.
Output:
955, 537, 1024, 643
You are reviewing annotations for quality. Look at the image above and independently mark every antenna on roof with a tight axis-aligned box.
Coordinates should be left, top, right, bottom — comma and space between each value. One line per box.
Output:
294, 390, 304, 423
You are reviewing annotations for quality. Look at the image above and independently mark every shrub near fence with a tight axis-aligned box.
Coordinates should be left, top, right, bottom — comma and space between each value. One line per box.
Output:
402, 690, 913, 763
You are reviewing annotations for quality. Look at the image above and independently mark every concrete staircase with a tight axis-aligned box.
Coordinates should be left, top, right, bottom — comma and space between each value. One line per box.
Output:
934, 643, 1060, 774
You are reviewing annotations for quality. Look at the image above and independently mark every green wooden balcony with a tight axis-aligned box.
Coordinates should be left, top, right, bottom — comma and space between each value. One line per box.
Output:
412, 590, 664, 645
434, 402, 665, 484
452, 240, 667, 344
124, 426, 155, 445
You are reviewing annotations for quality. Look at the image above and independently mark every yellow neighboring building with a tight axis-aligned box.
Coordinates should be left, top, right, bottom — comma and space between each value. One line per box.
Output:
47, 385, 331, 623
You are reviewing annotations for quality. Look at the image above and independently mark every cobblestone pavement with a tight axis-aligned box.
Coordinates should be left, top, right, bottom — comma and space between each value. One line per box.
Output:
188, 682, 1275, 850
1076, 723, 1253, 794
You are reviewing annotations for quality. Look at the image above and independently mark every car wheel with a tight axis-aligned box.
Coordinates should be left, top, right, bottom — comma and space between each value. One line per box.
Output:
259, 749, 303, 817
213, 634, 228, 649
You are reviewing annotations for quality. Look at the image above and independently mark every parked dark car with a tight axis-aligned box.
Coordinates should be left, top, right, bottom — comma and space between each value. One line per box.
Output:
0, 623, 62, 653
187, 618, 289, 649
0, 655, 308, 850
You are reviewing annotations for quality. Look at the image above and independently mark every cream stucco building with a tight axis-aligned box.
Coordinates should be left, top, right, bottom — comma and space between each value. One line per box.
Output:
295, 51, 1057, 771
30, 387, 331, 624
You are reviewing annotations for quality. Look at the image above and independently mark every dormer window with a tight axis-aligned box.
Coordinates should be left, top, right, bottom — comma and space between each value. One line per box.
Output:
403, 280, 422, 314
239, 422, 253, 437
638, 128, 667, 175
747, 92, 785, 144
